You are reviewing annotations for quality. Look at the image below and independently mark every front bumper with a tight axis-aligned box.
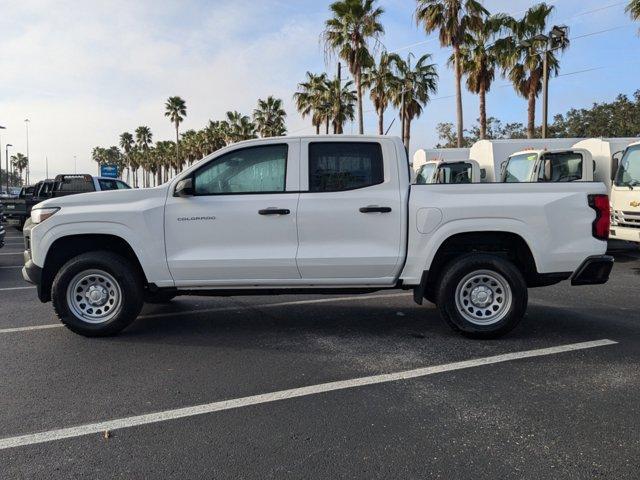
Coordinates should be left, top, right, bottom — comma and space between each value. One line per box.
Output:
21, 222, 46, 301
571, 255, 614, 286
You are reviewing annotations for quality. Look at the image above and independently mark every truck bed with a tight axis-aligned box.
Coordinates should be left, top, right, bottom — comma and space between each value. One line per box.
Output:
402, 182, 608, 284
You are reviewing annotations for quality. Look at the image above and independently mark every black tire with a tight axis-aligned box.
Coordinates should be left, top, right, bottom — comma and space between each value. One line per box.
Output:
51, 251, 144, 337
436, 253, 528, 339
144, 291, 178, 304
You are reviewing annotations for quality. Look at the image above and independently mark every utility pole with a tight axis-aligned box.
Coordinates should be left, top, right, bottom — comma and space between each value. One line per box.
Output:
24, 119, 30, 184
5, 144, 12, 192
45, 156, 49, 178
0, 125, 5, 192
337, 62, 341, 135
74, 155, 77, 174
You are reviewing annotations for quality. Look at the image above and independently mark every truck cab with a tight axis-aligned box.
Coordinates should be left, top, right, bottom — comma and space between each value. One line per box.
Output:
502, 148, 593, 183
415, 159, 482, 184
610, 141, 640, 244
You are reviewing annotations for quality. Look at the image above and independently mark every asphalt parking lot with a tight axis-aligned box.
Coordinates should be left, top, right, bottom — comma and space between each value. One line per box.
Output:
0, 231, 639, 479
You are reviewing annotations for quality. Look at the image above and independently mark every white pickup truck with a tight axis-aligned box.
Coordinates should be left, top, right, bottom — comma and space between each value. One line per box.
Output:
22, 136, 613, 339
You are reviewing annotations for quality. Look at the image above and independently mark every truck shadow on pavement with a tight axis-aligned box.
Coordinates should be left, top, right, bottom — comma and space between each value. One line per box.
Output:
108, 299, 636, 356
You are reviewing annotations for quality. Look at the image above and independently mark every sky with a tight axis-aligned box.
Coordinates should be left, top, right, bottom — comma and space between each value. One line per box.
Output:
0, 0, 638, 181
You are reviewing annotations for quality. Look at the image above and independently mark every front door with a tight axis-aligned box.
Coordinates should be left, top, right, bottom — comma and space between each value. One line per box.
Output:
296, 140, 404, 284
165, 140, 301, 286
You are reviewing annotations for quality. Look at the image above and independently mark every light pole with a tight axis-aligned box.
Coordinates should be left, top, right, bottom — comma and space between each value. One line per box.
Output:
5, 144, 12, 192
521, 25, 568, 139
0, 125, 5, 192
74, 155, 77, 174
24, 119, 30, 184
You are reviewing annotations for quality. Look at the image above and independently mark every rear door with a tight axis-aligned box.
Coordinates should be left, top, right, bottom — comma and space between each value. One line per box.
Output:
164, 140, 301, 286
296, 139, 404, 284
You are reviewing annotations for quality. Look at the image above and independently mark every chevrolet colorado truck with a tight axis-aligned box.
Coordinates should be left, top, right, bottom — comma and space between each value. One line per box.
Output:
22, 136, 613, 338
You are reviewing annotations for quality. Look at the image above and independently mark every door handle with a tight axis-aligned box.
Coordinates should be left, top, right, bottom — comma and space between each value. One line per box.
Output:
359, 206, 392, 213
259, 208, 290, 215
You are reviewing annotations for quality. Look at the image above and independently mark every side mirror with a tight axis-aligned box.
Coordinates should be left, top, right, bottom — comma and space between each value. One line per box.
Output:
174, 177, 194, 197
611, 151, 623, 181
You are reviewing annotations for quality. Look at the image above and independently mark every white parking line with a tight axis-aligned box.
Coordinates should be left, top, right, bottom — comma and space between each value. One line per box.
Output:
0, 293, 413, 334
0, 265, 22, 269
0, 339, 617, 450
0, 286, 35, 292
0, 252, 22, 255
0, 324, 61, 334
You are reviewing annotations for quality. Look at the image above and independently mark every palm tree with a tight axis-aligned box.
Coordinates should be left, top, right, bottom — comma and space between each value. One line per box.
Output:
223, 111, 257, 143
135, 126, 153, 187
415, 0, 488, 147
454, 14, 506, 139
253, 96, 287, 137
165, 96, 187, 177
362, 51, 399, 135
627, 0, 640, 30
497, 3, 569, 139
323, 0, 385, 135
294, 72, 330, 134
390, 53, 438, 151
202, 120, 227, 155
10, 153, 29, 185
119, 132, 135, 186
324, 78, 357, 133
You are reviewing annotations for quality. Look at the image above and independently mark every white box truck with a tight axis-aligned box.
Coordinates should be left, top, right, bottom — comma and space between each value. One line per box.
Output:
413, 149, 481, 184
609, 140, 640, 244
470, 139, 586, 182
572, 138, 638, 191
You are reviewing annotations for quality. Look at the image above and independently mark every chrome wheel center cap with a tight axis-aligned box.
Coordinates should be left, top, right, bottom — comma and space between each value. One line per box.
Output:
86, 285, 108, 306
470, 286, 493, 308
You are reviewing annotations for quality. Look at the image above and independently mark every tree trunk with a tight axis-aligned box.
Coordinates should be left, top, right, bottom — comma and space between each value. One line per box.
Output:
479, 85, 487, 140
378, 108, 384, 135
403, 116, 411, 152
527, 89, 536, 139
356, 70, 364, 135
175, 124, 180, 175
315, 123, 320, 135
325, 117, 329, 135
454, 45, 464, 148
157, 166, 162, 185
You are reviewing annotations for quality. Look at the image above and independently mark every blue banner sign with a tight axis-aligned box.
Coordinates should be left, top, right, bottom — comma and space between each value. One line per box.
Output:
100, 165, 119, 178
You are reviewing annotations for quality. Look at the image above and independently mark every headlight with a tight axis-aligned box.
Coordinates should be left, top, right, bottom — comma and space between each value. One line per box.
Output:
31, 207, 60, 224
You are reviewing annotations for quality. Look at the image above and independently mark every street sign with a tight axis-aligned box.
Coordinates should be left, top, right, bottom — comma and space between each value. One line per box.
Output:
100, 165, 119, 178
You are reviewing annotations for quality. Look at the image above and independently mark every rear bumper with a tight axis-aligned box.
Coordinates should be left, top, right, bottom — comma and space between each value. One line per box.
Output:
610, 226, 639, 244
571, 255, 614, 286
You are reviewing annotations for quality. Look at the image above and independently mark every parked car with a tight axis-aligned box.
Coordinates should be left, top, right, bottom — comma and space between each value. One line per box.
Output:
1, 175, 130, 230
22, 136, 612, 339
0, 222, 5, 249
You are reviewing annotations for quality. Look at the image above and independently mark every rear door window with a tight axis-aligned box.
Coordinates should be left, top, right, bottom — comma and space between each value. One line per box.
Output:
308, 142, 384, 192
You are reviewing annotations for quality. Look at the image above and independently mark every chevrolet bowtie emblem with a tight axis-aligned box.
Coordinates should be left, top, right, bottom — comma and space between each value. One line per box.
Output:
631, 201, 640, 208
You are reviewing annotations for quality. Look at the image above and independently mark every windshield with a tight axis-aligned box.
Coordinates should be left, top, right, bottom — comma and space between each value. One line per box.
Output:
503, 153, 537, 182
614, 145, 640, 188
415, 163, 436, 184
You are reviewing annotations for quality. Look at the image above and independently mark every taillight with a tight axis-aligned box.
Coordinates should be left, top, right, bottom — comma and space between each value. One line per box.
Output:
588, 194, 610, 241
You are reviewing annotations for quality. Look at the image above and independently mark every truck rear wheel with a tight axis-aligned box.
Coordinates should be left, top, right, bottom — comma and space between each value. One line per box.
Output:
51, 251, 144, 337
436, 253, 527, 339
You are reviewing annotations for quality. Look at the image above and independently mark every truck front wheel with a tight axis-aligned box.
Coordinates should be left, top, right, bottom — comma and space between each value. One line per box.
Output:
51, 251, 144, 337
436, 254, 527, 339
